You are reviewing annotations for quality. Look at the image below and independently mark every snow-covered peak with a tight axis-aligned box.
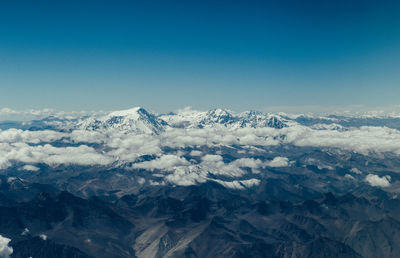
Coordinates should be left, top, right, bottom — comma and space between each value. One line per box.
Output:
200, 109, 235, 126
159, 108, 207, 128
108, 107, 146, 118
206, 108, 232, 117
160, 108, 291, 129
236, 111, 289, 129
79, 107, 167, 134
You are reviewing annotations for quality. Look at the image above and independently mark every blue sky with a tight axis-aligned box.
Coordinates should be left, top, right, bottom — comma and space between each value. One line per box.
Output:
1, 0, 399, 112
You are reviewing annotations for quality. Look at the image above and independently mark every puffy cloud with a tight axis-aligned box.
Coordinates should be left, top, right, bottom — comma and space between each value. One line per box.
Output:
165, 165, 207, 186
69, 130, 105, 144
265, 157, 289, 167
138, 155, 265, 187
350, 168, 363, 174
0, 235, 13, 258
365, 174, 391, 187
0, 129, 65, 144
137, 177, 146, 184
200, 154, 245, 177
0, 157, 10, 170
189, 150, 203, 156
0, 108, 18, 116
201, 154, 223, 163
0, 143, 113, 169
160, 125, 400, 157
132, 155, 189, 171
150, 155, 266, 187
106, 134, 161, 162
3, 108, 400, 192
287, 126, 400, 155
39, 145, 113, 166
21, 165, 40, 171
39, 234, 47, 240
231, 158, 265, 173
231, 158, 263, 168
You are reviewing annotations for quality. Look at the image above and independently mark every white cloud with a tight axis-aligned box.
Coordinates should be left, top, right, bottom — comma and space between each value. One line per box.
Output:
344, 174, 355, 180
232, 158, 263, 169
213, 178, 260, 190
201, 154, 223, 163
231, 158, 265, 173
21, 228, 30, 236
239, 178, 261, 188
189, 150, 203, 156
0, 108, 18, 116
0, 129, 65, 144
3, 108, 400, 192
266, 157, 289, 167
0, 143, 113, 169
165, 165, 207, 186
365, 174, 391, 187
0, 108, 102, 121
106, 134, 161, 162
287, 126, 400, 156
21, 165, 40, 171
39, 145, 113, 166
132, 155, 189, 171
200, 154, 245, 177
0, 235, 13, 258
70, 130, 105, 144
350, 168, 363, 174
39, 234, 47, 240
213, 179, 245, 190
0, 157, 10, 170
6, 177, 18, 184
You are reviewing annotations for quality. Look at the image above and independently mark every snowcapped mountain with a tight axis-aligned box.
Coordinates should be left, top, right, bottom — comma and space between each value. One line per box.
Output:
78, 107, 167, 134
8, 106, 400, 137
0, 107, 293, 135
200, 109, 237, 127
160, 108, 291, 129
237, 110, 289, 129
12, 106, 387, 135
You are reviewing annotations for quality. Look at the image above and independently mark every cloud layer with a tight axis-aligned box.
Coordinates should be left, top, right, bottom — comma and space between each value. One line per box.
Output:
1, 107, 400, 189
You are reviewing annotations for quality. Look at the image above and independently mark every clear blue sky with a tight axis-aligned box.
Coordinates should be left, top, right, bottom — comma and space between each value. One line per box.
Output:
1, 0, 399, 112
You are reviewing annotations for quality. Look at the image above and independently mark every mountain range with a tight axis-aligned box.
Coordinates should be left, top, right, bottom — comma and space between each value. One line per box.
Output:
0, 107, 399, 257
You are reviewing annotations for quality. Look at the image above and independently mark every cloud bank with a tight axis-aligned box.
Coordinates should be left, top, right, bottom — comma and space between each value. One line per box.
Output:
1, 107, 399, 189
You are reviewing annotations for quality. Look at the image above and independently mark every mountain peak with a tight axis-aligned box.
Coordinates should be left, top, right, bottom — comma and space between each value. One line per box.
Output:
79, 107, 166, 134
203, 109, 235, 125
108, 107, 147, 118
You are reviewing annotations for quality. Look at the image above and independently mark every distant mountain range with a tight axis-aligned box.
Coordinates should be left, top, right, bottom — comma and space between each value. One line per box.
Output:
0, 107, 399, 257
3, 107, 400, 134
